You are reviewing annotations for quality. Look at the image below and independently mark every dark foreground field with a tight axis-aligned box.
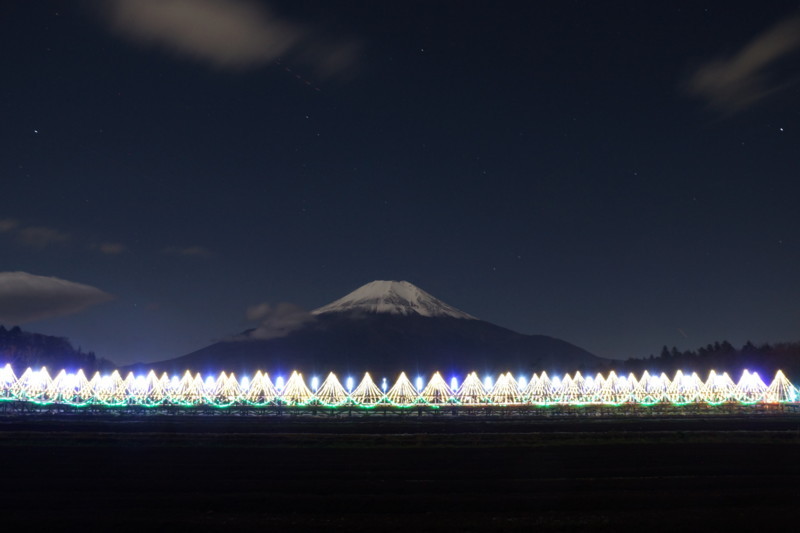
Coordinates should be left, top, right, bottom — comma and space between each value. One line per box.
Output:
2, 415, 800, 531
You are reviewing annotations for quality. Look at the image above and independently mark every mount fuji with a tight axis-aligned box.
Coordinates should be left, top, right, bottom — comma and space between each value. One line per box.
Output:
134, 281, 606, 377
312, 280, 476, 319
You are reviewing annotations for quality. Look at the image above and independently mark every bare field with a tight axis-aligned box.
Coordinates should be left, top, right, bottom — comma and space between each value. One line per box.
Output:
2, 415, 800, 531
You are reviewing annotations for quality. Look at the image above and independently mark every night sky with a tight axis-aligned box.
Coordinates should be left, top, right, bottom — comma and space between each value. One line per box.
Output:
1, 1, 798, 366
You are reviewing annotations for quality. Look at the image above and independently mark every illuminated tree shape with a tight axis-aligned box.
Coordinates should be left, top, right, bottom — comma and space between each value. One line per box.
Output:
154, 372, 171, 403
515, 374, 534, 403
47, 370, 70, 403
628, 370, 657, 404
665, 370, 684, 403
185, 372, 208, 404
199, 374, 219, 404
526, 372, 554, 405
687, 372, 705, 403
122, 372, 137, 402
556, 373, 582, 404
617, 373, 636, 404
645, 373, 670, 403
350, 372, 384, 405
662, 372, 681, 404
315, 372, 348, 406
421, 372, 452, 405
735, 370, 765, 402
583, 374, 601, 404
387, 372, 420, 406
456, 372, 486, 404
676, 371, 704, 403
14, 367, 52, 403
489, 372, 520, 405
187, 373, 209, 404
704, 371, 736, 403
147, 370, 169, 405
92, 371, 127, 406
239, 375, 252, 394
282, 371, 313, 405
765, 370, 797, 403
209, 372, 242, 406
224, 373, 243, 404
0, 364, 16, 400
167, 371, 202, 405
597, 371, 624, 404
243, 371, 278, 406
667, 370, 702, 404
125, 370, 167, 406
57, 369, 93, 405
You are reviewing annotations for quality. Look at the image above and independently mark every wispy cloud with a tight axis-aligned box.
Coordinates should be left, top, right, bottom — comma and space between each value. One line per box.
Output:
1, 219, 132, 253
686, 14, 800, 113
93, 242, 128, 255
16, 226, 71, 248
240, 302, 315, 340
1, 220, 71, 249
0, 219, 19, 233
163, 245, 212, 258
0, 272, 114, 325
95, 0, 360, 78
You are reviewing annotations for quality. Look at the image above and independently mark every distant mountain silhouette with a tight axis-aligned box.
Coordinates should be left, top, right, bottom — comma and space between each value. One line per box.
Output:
131, 281, 606, 377
0, 324, 113, 374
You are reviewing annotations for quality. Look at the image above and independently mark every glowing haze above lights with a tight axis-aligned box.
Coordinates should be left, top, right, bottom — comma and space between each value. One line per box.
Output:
0, 365, 797, 408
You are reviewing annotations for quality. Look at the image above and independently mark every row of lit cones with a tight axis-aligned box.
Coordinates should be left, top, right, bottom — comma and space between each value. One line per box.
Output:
1, 364, 796, 407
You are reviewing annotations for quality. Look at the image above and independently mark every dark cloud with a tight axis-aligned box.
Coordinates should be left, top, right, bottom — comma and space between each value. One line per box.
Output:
163, 245, 212, 258
95, 0, 359, 78
242, 302, 315, 340
0, 272, 114, 325
686, 15, 800, 113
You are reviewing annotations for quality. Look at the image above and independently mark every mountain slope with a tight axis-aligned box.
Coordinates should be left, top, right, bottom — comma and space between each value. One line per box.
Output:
134, 281, 605, 377
139, 313, 602, 377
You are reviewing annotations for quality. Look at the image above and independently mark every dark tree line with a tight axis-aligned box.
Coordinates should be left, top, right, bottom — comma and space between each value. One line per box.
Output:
0, 325, 115, 374
619, 340, 800, 382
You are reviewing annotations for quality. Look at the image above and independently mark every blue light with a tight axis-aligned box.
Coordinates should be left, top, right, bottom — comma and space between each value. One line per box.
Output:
346, 376, 354, 392
415, 376, 424, 392
381, 378, 388, 392
450, 377, 459, 391
484, 376, 493, 390
518, 376, 527, 389
311, 376, 319, 391
275, 376, 285, 391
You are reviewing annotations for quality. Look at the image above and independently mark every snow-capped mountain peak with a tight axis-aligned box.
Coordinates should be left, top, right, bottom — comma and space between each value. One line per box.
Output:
312, 280, 476, 320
